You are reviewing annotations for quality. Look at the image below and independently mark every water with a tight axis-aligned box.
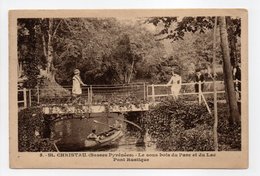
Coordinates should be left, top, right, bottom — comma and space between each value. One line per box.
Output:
52, 113, 156, 152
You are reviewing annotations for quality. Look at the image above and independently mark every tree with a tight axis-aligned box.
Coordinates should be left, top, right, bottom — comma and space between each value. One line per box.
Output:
163, 31, 223, 82
146, 16, 241, 124
110, 33, 146, 84
35, 18, 64, 82
218, 17, 240, 123
18, 18, 118, 85
79, 19, 167, 84
226, 17, 241, 67
18, 18, 72, 96
18, 19, 41, 88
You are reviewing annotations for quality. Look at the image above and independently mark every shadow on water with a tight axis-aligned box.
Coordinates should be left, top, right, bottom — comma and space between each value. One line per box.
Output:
52, 113, 156, 152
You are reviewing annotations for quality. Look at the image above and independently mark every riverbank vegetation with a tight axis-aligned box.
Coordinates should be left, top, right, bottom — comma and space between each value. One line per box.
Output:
18, 108, 56, 152
141, 97, 241, 151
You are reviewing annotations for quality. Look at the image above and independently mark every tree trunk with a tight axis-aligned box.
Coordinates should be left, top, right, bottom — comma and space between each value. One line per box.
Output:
212, 16, 218, 151
127, 59, 135, 83
218, 17, 240, 124
40, 18, 69, 97
124, 72, 127, 84
40, 18, 56, 82
46, 42, 56, 82
46, 19, 56, 82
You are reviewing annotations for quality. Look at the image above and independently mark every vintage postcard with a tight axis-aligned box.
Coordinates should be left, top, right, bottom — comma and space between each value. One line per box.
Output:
9, 9, 248, 168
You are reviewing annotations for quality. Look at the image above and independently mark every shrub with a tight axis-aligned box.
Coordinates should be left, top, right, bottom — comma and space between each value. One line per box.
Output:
142, 97, 241, 151
18, 107, 56, 152
217, 103, 241, 150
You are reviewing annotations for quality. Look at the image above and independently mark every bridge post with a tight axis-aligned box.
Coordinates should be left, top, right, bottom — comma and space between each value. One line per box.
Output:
199, 81, 202, 105
90, 85, 93, 104
152, 84, 155, 102
23, 88, 27, 108
37, 85, 40, 104
143, 82, 146, 100
146, 84, 149, 101
28, 89, 32, 107
87, 87, 90, 104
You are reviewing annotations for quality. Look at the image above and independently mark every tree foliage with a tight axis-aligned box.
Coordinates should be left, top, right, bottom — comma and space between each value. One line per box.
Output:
18, 16, 241, 88
18, 18, 167, 86
18, 19, 42, 88
146, 16, 241, 68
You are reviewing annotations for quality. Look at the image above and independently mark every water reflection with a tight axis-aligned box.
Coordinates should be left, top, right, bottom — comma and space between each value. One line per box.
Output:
52, 113, 156, 152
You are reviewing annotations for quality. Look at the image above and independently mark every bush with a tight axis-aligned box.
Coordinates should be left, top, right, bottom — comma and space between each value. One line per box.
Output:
18, 107, 56, 152
142, 97, 241, 151
217, 103, 241, 150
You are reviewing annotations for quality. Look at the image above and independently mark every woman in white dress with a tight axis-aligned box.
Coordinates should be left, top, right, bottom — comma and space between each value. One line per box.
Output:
72, 69, 87, 102
167, 70, 182, 99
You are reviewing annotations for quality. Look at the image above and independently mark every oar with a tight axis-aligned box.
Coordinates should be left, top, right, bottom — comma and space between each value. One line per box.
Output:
93, 120, 122, 131
116, 118, 142, 131
41, 138, 61, 152
53, 142, 60, 152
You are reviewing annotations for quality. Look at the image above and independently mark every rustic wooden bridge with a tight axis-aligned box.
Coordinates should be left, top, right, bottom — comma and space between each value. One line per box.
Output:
18, 80, 241, 115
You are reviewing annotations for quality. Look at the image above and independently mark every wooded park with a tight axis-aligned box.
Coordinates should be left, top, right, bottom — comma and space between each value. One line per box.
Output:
17, 16, 242, 152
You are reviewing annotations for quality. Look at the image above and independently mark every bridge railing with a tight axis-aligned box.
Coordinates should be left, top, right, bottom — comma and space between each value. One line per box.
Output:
18, 80, 241, 108
90, 83, 147, 104
147, 80, 241, 104
18, 83, 148, 108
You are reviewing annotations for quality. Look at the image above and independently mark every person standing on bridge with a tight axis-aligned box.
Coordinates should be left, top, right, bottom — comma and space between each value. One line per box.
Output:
167, 69, 182, 99
72, 69, 87, 103
233, 62, 241, 100
194, 69, 205, 93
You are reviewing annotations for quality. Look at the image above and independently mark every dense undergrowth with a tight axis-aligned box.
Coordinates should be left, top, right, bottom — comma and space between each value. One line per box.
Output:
140, 97, 241, 151
18, 107, 56, 152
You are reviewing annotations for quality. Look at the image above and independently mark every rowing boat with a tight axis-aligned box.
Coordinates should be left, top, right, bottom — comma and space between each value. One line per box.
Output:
84, 129, 123, 149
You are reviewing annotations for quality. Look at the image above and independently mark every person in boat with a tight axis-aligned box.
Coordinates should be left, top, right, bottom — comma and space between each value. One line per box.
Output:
72, 69, 87, 103
113, 120, 122, 130
105, 120, 122, 137
167, 69, 182, 99
87, 129, 100, 141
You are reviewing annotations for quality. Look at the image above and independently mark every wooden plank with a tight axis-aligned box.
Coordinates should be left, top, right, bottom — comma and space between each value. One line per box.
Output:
42, 104, 150, 115
146, 81, 225, 88
23, 88, 27, 108
151, 84, 155, 102
37, 86, 40, 104
28, 89, 32, 107
199, 81, 202, 105
143, 82, 146, 100
147, 91, 225, 98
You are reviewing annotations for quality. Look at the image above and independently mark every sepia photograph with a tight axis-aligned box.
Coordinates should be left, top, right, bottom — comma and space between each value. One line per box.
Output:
9, 9, 248, 168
